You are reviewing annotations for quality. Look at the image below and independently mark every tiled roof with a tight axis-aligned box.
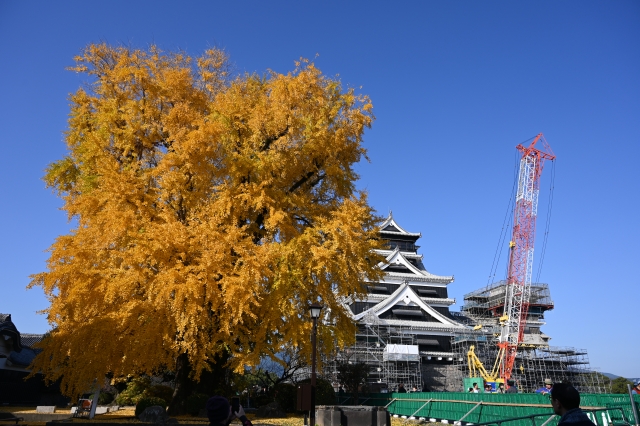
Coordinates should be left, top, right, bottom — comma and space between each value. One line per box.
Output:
379, 249, 454, 283
375, 249, 423, 259
0, 314, 45, 350
384, 271, 453, 284
364, 293, 456, 306
382, 318, 468, 332
354, 282, 466, 329
379, 214, 422, 237
21, 334, 45, 348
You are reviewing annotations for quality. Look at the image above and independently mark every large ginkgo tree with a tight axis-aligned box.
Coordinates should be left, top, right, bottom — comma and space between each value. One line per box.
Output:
30, 44, 383, 413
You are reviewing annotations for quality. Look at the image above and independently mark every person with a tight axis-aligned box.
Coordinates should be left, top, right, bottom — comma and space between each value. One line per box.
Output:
484, 383, 493, 393
632, 381, 640, 395
206, 396, 253, 426
536, 378, 554, 395
505, 379, 518, 393
496, 383, 505, 394
397, 383, 407, 393
338, 386, 345, 394
468, 387, 474, 393
550, 383, 596, 426
472, 383, 480, 393
411, 386, 418, 393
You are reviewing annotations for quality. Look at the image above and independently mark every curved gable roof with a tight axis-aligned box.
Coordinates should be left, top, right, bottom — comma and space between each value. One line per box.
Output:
353, 282, 464, 327
380, 213, 421, 237
379, 248, 425, 275
378, 248, 454, 282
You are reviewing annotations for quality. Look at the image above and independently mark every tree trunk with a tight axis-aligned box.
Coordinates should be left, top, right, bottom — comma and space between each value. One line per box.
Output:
168, 353, 194, 415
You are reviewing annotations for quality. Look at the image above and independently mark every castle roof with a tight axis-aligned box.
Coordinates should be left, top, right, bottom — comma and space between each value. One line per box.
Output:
378, 248, 454, 283
352, 282, 466, 329
379, 212, 421, 238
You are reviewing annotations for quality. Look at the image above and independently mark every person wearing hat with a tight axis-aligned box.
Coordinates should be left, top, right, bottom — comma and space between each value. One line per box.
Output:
206, 396, 253, 426
536, 378, 554, 395
550, 383, 596, 426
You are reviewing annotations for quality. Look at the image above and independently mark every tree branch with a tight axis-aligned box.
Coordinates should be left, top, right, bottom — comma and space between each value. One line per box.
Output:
260, 125, 289, 152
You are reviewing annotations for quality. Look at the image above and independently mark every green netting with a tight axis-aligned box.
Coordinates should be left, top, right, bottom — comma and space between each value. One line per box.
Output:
343, 392, 640, 426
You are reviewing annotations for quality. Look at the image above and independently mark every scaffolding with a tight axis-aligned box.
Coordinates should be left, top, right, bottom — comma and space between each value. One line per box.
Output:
450, 280, 609, 393
461, 281, 554, 322
451, 332, 610, 393
323, 314, 423, 392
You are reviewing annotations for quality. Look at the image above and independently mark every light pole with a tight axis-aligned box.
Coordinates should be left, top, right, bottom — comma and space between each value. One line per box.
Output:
309, 303, 323, 426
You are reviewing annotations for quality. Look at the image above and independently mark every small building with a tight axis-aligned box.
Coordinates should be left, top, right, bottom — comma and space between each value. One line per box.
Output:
0, 313, 67, 405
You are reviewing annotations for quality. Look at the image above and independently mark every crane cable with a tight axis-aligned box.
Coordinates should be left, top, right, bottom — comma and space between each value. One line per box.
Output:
535, 159, 556, 283
486, 149, 519, 287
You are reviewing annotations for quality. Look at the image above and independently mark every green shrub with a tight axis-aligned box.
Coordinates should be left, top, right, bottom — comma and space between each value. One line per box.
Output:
186, 393, 210, 416
115, 377, 152, 406
147, 385, 174, 406
135, 396, 167, 418
114, 377, 175, 407
98, 391, 114, 405
274, 383, 296, 413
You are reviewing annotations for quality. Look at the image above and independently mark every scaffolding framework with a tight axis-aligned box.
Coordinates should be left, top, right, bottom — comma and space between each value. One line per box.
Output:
462, 281, 553, 320
451, 279, 609, 393
323, 315, 424, 392
451, 332, 610, 393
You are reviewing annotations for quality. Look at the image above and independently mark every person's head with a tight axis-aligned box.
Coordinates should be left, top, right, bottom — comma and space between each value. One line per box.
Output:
207, 396, 231, 424
498, 383, 504, 388
473, 382, 478, 388
544, 378, 553, 389
507, 379, 515, 386
550, 383, 581, 415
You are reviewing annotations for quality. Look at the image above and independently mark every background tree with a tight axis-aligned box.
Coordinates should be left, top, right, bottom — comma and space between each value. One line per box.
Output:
610, 377, 633, 394
29, 43, 384, 414
337, 360, 370, 405
248, 347, 308, 389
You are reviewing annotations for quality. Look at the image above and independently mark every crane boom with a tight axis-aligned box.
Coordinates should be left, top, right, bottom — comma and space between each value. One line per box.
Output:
498, 134, 555, 380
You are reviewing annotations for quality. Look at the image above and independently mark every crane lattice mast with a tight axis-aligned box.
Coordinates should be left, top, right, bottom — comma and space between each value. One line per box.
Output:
498, 133, 555, 380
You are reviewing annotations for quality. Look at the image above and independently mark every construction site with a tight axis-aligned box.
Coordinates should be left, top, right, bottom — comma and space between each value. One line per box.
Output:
450, 280, 610, 393
323, 311, 461, 392
324, 134, 611, 394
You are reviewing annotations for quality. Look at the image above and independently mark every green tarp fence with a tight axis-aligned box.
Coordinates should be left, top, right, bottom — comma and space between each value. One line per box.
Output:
335, 392, 640, 426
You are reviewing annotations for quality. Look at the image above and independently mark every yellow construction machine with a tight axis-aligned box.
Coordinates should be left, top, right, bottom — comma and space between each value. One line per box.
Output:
466, 345, 505, 390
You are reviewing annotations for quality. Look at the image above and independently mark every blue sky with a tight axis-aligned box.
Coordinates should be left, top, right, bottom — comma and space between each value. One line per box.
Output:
1, 1, 638, 378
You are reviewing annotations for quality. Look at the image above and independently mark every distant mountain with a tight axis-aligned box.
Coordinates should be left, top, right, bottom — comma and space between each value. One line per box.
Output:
601, 372, 640, 383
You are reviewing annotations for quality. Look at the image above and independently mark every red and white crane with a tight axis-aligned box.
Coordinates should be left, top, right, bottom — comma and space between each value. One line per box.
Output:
498, 133, 555, 381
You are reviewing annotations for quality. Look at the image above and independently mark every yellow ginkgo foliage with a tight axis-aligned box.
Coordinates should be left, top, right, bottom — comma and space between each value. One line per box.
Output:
30, 43, 384, 410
